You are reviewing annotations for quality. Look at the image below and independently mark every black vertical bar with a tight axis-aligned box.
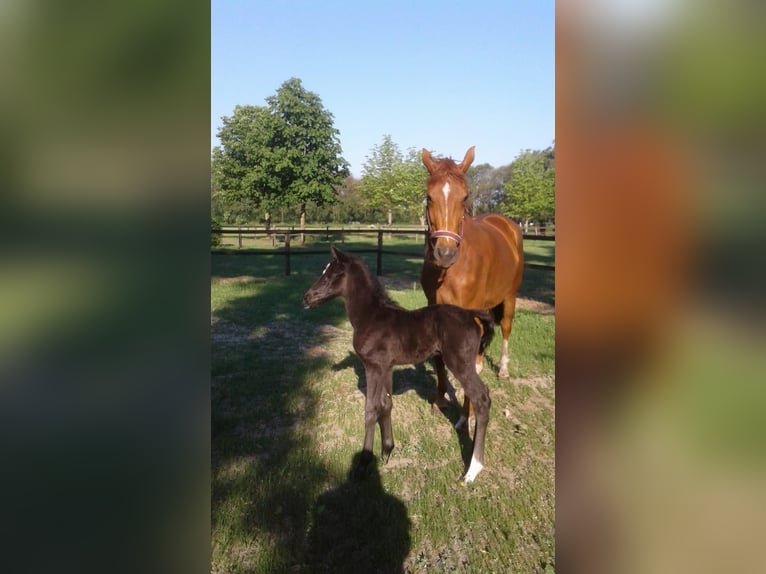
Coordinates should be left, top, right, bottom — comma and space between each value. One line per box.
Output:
285, 232, 291, 276
376, 230, 383, 276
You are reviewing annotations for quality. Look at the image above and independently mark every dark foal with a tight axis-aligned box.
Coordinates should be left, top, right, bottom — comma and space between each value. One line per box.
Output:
303, 246, 494, 483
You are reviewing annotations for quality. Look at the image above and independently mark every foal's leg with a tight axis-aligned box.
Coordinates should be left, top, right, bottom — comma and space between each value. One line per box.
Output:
362, 366, 381, 457
377, 372, 395, 462
431, 355, 451, 411
445, 352, 491, 483
458, 372, 491, 484
362, 364, 395, 462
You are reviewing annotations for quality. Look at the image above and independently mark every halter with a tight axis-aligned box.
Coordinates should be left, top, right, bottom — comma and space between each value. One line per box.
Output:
426, 204, 465, 245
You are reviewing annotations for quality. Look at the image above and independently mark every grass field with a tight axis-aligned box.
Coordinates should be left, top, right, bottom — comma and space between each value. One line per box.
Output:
211, 239, 555, 573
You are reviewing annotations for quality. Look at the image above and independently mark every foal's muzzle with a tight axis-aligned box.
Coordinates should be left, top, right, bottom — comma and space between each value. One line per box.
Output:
303, 292, 319, 309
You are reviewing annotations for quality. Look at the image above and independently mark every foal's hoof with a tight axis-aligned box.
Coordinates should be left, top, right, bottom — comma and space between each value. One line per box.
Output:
431, 398, 448, 414
498, 367, 510, 380
458, 458, 484, 485
350, 450, 376, 481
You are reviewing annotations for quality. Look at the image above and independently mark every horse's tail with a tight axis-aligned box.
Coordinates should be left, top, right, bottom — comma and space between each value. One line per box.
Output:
472, 310, 495, 355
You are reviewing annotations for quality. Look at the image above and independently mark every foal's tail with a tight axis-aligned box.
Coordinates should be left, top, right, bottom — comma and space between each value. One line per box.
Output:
472, 310, 496, 355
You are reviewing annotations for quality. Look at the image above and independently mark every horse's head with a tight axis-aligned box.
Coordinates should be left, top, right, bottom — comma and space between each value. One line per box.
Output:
421, 146, 475, 268
303, 246, 349, 308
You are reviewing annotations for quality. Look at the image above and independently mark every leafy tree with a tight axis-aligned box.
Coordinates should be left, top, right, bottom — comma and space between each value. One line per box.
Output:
466, 162, 500, 215
501, 146, 555, 225
360, 135, 426, 226
334, 175, 368, 223
212, 78, 349, 233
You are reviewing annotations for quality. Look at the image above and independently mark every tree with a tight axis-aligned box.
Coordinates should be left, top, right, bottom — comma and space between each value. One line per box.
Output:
360, 135, 426, 226
212, 78, 349, 234
501, 146, 555, 226
466, 162, 500, 215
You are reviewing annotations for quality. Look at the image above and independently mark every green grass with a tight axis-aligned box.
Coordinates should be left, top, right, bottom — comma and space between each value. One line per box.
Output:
211, 248, 554, 573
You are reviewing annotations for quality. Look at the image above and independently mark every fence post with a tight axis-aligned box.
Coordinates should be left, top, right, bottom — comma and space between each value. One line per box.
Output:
284, 232, 291, 276
376, 230, 383, 276
238, 226, 242, 249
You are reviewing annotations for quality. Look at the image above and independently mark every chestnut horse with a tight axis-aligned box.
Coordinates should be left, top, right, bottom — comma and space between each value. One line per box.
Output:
421, 146, 524, 424
304, 247, 495, 483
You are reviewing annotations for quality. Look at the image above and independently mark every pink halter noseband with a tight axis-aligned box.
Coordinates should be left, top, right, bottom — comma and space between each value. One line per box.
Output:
426, 206, 465, 245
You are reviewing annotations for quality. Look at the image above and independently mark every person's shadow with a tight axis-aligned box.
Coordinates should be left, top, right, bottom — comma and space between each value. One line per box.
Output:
305, 451, 412, 574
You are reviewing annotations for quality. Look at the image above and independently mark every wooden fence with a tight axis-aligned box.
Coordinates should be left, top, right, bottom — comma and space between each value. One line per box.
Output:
211, 226, 555, 276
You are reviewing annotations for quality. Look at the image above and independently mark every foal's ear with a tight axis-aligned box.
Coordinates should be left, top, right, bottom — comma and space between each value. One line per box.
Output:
330, 245, 347, 262
421, 148, 436, 174
458, 146, 475, 173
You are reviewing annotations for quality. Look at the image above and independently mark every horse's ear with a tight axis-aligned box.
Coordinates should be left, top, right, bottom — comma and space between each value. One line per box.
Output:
421, 148, 436, 174
458, 146, 476, 173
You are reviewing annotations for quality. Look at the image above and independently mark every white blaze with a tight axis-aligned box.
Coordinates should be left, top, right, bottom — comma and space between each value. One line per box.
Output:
442, 182, 451, 227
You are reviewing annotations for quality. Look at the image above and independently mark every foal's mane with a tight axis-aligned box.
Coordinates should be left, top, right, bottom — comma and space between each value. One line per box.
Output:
347, 255, 403, 310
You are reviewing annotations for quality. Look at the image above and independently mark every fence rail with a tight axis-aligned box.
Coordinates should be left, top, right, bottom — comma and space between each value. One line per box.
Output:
211, 227, 554, 276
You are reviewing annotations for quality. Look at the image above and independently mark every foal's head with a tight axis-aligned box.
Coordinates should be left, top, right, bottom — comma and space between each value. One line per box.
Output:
421, 146, 475, 268
303, 246, 351, 308
303, 247, 398, 311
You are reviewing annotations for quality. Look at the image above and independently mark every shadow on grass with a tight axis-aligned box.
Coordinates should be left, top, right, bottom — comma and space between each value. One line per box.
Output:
519, 267, 555, 307
211, 263, 346, 570
332, 351, 434, 404
333, 351, 478, 476
305, 451, 412, 574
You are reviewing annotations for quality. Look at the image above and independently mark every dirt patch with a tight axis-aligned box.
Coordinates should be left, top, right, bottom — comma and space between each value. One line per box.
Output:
510, 375, 554, 392
516, 297, 554, 314
213, 275, 265, 284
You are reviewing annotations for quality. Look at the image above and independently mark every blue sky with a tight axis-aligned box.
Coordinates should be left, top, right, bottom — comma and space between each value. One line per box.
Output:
212, 1, 554, 177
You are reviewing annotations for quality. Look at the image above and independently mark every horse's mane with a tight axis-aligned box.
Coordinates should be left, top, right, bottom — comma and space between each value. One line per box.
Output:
426, 157, 466, 186
349, 256, 403, 310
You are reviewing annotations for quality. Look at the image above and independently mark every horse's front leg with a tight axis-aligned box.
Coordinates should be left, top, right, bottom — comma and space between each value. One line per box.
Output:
498, 294, 517, 379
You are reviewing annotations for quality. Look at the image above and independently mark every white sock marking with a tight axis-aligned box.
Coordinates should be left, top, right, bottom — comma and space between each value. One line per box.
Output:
463, 455, 484, 483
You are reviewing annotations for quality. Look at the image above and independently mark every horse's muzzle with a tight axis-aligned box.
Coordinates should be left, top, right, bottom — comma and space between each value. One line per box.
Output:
433, 245, 458, 268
